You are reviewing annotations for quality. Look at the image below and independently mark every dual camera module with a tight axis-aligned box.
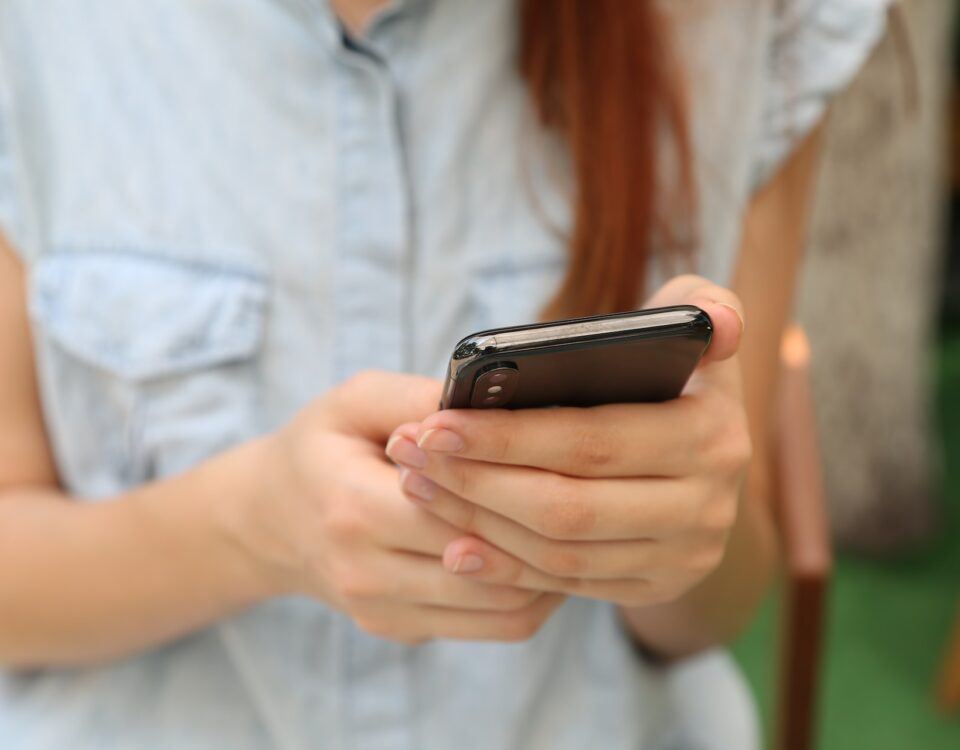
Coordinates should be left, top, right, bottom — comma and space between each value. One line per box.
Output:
469, 364, 519, 408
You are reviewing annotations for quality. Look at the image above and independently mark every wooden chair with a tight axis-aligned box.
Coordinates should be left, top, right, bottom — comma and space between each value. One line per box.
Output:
772, 325, 833, 750
937, 611, 960, 712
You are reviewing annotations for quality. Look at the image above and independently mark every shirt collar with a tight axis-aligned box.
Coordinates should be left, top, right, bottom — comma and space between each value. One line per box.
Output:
313, 0, 434, 51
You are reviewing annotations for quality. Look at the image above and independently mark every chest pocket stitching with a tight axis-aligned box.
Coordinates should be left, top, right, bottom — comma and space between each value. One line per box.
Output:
29, 252, 268, 381
27, 251, 270, 489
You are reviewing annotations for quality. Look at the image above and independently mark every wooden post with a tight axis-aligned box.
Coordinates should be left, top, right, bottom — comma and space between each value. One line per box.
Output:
774, 327, 833, 750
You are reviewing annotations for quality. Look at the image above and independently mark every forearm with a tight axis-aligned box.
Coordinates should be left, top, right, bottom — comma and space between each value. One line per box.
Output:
0, 438, 275, 669
618, 490, 778, 660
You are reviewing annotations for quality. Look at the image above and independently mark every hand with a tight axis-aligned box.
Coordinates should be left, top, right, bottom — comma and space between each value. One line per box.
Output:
386, 276, 751, 608
228, 371, 565, 644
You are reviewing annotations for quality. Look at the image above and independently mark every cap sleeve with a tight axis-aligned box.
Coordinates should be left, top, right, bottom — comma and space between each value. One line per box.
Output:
751, 0, 892, 188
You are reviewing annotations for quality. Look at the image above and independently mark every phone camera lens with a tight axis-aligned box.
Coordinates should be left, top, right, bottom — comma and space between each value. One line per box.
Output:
471, 363, 519, 408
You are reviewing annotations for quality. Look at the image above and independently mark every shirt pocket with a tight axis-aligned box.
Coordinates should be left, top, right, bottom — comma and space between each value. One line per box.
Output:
28, 251, 269, 497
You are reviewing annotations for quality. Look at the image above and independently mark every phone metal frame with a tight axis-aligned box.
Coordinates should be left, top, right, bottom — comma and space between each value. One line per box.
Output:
447, 306, 706, 379
441, 305, 711, 409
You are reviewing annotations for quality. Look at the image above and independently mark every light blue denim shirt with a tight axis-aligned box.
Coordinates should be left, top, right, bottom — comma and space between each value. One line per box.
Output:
0, 1, 887, 748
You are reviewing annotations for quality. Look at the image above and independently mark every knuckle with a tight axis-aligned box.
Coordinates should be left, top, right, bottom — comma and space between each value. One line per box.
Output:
720, 412, 752, 471
730, 421, 754, 469
701, 400, 752, 474
687, 542, 727, 577
344, 369, 380, 394
490, 419, 516, 462
332, 567, 380, 603
426, 488, 482, 536
700, 493, 739, 535
447, 463, 474, 502
499, 611, 543, 642
689, 399, 718, 453
536, 545, 586, 578
288, 430, 337, 485
325, 505, 369, 544
456, 500, 482, 536
489, 556, 526, 587
535, 478, 595, 540
568, 427, 615, 471
685, 484, 738, 538
499, 560, 529, 586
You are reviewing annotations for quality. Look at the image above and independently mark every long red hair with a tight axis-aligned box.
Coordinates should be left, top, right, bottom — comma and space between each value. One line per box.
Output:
519, 0, 695, 319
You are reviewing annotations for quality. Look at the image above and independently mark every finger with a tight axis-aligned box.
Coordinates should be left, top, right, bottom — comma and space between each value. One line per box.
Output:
642, 274, 745, 365
371, 551, 543, 612
409, 396, 720, 478
324, 370, 442, 443
354, 457, 467, 556
417, 594, 565, 642
391, 422, 421, 442
647, 280, 745, 402
393, 448, 701, 541
400, 469, 661, 579
440, 536, 661, 606
353, 594, 566, 643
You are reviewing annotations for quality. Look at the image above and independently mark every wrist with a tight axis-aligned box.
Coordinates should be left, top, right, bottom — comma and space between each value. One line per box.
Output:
209, 434, 301, 600
110, 437, 287, 625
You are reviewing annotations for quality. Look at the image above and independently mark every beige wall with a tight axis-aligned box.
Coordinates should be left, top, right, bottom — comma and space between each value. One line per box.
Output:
797, 0, 956, 551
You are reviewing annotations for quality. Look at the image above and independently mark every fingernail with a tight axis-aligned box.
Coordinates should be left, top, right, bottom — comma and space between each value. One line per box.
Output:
417, 428, 464, 453
714, 302, 745, 335
399, 468, 436, 502
386, 436, 428, 469
450, 553, 484, 574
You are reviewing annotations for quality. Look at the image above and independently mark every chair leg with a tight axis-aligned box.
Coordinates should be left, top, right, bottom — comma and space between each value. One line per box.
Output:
774, 326, 832, 750
937, 606, 960, 712
776, 577, 828, 750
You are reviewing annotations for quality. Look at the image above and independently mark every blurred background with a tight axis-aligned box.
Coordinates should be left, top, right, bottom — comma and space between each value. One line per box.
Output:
732, 2, 960, 748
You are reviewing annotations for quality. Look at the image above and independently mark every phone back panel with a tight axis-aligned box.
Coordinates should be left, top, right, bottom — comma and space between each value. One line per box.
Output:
440, 307, 712, 410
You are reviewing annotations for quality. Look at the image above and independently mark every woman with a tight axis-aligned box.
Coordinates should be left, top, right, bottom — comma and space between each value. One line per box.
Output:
0, 1, 888, 748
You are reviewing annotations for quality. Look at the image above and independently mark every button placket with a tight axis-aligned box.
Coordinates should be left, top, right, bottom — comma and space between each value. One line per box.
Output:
330, 39, 418, 750
331, 43, 412, 383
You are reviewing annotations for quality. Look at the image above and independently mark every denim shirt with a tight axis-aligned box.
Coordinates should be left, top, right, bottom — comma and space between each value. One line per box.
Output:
0, 1, 887, 748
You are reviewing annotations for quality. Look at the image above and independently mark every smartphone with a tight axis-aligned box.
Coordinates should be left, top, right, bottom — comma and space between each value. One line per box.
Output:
439, 305, 712, 410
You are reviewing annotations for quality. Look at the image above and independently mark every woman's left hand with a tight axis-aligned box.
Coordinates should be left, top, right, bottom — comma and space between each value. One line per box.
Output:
385, 276, 752, 607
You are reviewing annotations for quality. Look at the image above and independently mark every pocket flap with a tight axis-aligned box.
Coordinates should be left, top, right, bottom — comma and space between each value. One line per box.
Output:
30, 253, 268, 381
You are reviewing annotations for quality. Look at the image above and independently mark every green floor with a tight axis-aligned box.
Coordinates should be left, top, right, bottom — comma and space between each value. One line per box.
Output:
732, 330, 960, 749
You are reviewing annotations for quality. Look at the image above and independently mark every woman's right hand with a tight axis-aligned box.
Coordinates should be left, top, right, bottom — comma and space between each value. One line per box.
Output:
228, 371, 565, 645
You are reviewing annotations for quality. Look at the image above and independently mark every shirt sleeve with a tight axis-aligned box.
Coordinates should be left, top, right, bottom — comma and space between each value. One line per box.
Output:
0, 51, 27, 258
750, 0, 892, 188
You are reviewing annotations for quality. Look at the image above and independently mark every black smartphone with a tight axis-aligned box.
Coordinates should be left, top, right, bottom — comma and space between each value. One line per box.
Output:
439, 305, 712, 410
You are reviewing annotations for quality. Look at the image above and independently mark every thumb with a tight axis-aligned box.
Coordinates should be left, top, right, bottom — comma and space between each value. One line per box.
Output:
323, 370, 442, 442
643, 274, 744, 365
